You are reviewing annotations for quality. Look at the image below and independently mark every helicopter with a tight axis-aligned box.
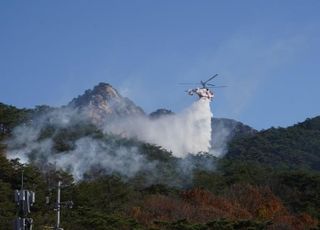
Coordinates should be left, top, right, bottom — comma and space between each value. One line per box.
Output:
180, 74, 226, 100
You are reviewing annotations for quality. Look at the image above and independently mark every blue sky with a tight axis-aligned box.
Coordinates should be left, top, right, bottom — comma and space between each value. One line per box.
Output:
0, 0, 319, 130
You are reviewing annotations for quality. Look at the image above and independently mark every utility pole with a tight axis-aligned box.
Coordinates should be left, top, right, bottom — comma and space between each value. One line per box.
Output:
51, 180, 73, 230
55, 181, 62, 230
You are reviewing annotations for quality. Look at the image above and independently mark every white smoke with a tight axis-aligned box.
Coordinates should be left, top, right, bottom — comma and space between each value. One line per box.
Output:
7, 137, 154, 181
5, 107, 153, 180
5, 97, 213, 180
49, 138, 155, 180
104, 98, 213, 157
210, 123, 235, 156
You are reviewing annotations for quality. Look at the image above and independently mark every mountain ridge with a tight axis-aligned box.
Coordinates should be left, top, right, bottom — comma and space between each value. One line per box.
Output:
226, 116, 320, 170
0, 82, 312, 156
1, 83, 320, 228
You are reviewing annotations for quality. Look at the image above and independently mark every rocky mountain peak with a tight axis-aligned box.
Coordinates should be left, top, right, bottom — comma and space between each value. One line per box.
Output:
92, 82, 120, 99
68, 82, 145, 124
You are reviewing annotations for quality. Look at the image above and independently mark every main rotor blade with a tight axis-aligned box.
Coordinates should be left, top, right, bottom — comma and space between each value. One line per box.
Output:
208, 85, 227, 88
203, 74, 218, 84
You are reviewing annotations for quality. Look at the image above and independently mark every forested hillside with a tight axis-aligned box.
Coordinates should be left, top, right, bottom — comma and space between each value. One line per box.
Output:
1, 103, 320, 229
226, 116, 320, 170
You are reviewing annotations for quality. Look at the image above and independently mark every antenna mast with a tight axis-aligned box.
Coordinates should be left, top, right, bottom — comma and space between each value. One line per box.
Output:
14, 169, 35, 230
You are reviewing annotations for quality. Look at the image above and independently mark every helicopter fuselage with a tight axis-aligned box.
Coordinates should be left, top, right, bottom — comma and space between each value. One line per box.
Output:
187, 87, 214, 100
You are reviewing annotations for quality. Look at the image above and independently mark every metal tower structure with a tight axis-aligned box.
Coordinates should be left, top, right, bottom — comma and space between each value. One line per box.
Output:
14, 171, 35, 230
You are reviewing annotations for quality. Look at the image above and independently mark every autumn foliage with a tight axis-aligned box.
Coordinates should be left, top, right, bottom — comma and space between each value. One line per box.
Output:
130, 185, 318, 229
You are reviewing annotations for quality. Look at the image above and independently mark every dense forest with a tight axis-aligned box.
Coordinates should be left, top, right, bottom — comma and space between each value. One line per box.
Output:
1, 102, 320, 229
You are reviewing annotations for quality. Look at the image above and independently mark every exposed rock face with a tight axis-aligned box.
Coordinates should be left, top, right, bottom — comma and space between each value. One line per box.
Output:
68, 82, 145, 124
149, 109, 174, 119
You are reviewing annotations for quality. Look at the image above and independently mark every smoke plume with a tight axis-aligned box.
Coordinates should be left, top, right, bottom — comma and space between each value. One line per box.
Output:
104, 98, 213, 157
5, 98, 213, 180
